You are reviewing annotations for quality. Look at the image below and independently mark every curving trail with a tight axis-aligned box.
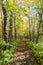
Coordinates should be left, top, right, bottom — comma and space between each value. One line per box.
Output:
6, 40, 40, 65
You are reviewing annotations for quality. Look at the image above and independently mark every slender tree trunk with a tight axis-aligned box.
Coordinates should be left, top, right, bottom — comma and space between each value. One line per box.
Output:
14, 16, 17, 40
29, 21, 31, 40
36, 0, 43, 43
1, 4, 7, 41
8, 12, 13, 42
36, 13, 42, 43
28, 8, 31, 40
32, 26, 35, 42
14, 27, 16, 40
41, 0, 43, 34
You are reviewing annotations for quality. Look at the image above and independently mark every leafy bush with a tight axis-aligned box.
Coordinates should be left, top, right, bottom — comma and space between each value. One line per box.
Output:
10, 40, 18, 54
0, 39, 18, 65
26, 39, 43, 65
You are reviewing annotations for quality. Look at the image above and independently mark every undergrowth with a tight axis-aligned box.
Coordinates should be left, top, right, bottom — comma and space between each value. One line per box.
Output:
0, 38, 18, 65
26, 38, 43, 65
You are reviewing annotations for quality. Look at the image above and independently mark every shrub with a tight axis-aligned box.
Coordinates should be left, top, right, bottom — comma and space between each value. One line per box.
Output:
0, 39, 18, 65
26, 39, 43, 65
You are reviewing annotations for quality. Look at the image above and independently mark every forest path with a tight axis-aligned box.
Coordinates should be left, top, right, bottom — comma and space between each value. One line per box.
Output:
7, 40, 40, 65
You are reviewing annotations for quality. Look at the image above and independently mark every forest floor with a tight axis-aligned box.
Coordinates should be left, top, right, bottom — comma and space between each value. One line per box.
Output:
7, 40, 40, 65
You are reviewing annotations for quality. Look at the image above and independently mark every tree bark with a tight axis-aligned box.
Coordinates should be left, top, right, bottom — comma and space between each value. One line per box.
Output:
1, 4, 7, 42
8, 12, 13, 42
14, 16, 17, 40
36, 13, 42, 43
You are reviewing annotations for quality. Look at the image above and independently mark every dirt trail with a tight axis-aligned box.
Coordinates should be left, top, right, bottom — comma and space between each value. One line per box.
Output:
6, 40, 40, 65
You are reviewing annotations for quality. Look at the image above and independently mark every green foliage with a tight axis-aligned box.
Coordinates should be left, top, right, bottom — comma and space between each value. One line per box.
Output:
27, 39, 43, 65
0, 39, 10, 65
0, 0, 43, 64
10, 40, 18, 54
0, 38, 18, 65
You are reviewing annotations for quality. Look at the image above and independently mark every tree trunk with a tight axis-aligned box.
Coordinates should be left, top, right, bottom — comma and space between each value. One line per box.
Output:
36, 13, 42, 43
14, 16, 17, 40
28, 8, 31, 40
8, 13, 13, 43
1, 4, 7, 42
